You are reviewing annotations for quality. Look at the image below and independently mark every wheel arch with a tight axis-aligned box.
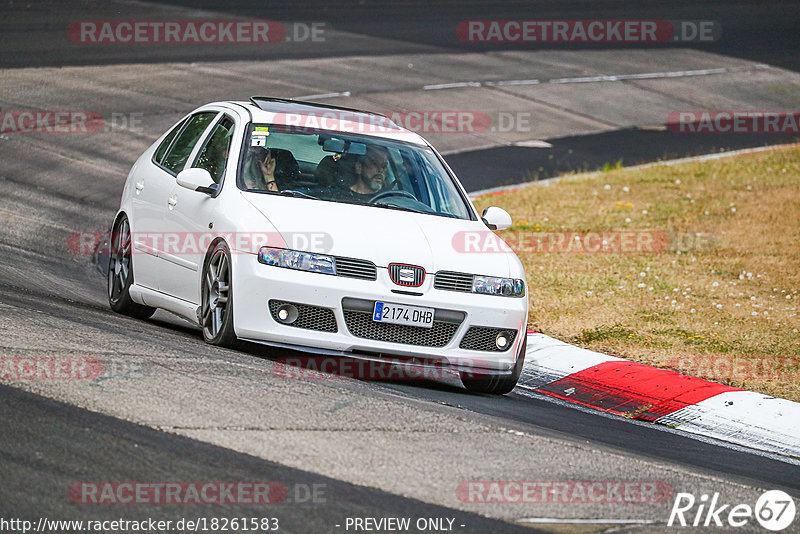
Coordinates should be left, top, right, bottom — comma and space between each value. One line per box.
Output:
109, 210, 130, 275
111, 209, 128, 232
200, 237, 229, 277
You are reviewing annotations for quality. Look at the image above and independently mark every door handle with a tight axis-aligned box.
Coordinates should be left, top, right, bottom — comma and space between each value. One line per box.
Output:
135, 181, 144, 194
168, 195, 178, 209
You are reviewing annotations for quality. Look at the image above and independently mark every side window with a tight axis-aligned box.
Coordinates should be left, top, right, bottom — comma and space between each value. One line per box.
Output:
160, 112, 217, 174
153, 117, 187, 165
194, 116, 235, 184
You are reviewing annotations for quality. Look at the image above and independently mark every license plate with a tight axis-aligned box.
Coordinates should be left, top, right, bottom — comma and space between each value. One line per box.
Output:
373, 301, 434, 328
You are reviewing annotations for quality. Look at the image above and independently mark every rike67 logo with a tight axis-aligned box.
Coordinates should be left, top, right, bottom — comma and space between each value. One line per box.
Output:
669, 490, 796, 531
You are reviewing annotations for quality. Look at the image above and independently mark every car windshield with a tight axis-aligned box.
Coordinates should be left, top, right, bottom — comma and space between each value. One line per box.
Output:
237, 123, 473, 220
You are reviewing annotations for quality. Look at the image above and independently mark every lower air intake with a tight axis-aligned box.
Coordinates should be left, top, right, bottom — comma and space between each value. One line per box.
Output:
459, 326, 517, 352
268, 300, 337, 332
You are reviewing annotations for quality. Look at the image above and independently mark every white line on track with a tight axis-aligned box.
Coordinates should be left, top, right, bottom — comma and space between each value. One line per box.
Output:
290, 65, 770, 107
549, 67, 733, 84
422, 81, 482, 90
423, 64, 770, 91
485, 79, 540, 87
517, 518, 657, 525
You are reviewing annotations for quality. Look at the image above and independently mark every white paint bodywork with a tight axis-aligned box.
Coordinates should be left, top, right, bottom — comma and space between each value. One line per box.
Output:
115, 101, 528, 372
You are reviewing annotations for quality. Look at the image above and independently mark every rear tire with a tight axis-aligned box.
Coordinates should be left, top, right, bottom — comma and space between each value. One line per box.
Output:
200, 241, 237, 348
460, 331, 527, 395
107, 214, 156, 319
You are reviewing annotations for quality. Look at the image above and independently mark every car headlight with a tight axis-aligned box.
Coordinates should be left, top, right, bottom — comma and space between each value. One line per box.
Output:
258, 247, 336, 275
473, 275, 525, 297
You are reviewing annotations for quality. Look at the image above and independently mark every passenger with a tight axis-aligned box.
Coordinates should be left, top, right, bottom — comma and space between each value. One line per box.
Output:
242, 147, 279, 191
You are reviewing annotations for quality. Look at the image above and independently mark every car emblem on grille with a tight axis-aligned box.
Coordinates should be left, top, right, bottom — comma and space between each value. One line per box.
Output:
389, 263, 425, 287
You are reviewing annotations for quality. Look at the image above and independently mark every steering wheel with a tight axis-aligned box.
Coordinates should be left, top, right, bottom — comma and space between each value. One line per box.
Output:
369, 190, 417, 203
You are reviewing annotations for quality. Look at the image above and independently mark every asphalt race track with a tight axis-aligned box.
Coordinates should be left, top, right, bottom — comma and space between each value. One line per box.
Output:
0, 384, 543, 533
1, 1, 799, 532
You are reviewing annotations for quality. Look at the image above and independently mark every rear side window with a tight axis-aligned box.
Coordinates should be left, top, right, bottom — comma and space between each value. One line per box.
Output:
194, 116, 235, 184
153, 117, 187, 165
160, 112, 217, 174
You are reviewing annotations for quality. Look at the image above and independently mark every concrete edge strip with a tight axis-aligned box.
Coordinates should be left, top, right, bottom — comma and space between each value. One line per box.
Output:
521, 331, 800, 458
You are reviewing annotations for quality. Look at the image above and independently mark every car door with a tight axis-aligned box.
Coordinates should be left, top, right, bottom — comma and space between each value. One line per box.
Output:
129, 116, 189, 290
160, 112, 236, 304
139, 110, 218, 293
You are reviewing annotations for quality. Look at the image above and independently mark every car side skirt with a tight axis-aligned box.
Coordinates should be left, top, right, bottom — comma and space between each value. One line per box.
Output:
128, 284, 201, 325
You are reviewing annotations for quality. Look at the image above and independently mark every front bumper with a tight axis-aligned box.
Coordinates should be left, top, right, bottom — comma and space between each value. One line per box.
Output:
231, 253, 528, 373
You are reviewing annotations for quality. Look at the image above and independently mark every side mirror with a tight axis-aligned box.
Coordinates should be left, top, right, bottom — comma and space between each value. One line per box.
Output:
177, 168, 217, 195
481, 206, 512, 231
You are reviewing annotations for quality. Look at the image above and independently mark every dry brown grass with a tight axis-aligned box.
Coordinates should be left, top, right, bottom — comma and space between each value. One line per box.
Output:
474, 145, 800, 401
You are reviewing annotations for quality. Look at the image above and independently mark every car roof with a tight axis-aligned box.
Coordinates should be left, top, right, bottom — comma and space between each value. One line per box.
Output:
224, 97, 429, 145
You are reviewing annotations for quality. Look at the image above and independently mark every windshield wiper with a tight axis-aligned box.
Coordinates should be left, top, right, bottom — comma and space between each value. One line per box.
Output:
373, 201, 463, 219
373, 202, 423, 213
279, 189, 319, 200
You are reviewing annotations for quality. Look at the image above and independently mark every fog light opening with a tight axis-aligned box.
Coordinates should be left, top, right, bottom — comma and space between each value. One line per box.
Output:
495, 332, 510, 350
276, 304, 298, 324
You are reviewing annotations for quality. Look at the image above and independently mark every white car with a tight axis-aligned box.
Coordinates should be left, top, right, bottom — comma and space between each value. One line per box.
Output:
108, 97, 528, 394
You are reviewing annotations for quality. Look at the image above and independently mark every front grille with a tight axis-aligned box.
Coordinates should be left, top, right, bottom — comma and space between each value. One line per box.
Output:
341, 298, 464, 347
389, 263, 425, 287
459, 327, 517, 352
343, 311, 459, 347
268, 300, 337, 332
335, 256, 377, 280
434, 271, 473, 293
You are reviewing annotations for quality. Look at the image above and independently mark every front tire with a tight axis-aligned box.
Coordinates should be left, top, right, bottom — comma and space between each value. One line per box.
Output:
201, 241, 237, 347
460, 331, 527, 395
108, 215, 157, 319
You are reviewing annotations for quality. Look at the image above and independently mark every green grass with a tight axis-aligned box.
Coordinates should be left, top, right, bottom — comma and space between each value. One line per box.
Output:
473, 145, 800, 401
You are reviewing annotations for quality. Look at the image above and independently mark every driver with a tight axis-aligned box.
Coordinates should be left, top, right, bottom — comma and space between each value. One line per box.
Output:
348, 145, 389, 200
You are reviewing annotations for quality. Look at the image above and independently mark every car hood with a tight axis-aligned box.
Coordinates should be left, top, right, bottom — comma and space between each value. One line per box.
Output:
241, 193, 515, 277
